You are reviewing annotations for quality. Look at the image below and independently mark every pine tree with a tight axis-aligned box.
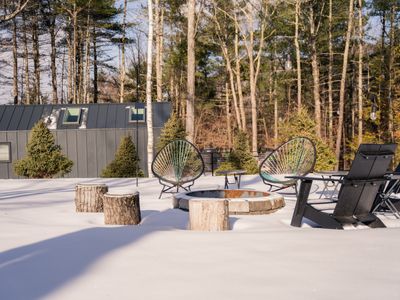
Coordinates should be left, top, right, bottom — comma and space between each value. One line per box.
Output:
101, 135, 144, 178
279, 108, 337, 171
156, 113, 186, 151
13, 121, 73, 178
216, 130, 258, 174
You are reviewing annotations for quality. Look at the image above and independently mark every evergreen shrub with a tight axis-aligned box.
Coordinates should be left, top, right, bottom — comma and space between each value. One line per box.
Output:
13, 121, 73, 178
216, 130, 258, 174
278, 108, 336, 171
156, 113, 186, 151
101, 135, 144, 178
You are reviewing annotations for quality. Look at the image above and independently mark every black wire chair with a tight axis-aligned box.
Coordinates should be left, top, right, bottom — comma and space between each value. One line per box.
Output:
152, 139, 205, 198
259, 137, 316, 193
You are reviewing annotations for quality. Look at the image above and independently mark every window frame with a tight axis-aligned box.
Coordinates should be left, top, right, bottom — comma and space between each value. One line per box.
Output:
129, 106, 146, 123
62, 107, 82, 125
0, 142, 11, 163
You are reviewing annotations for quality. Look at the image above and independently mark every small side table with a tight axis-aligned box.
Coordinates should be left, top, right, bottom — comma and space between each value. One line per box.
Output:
216, 170, 246, 189
315, 171, 348, 199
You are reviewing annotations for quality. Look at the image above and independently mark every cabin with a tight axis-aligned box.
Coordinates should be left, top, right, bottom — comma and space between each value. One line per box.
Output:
0, 102, 171, 179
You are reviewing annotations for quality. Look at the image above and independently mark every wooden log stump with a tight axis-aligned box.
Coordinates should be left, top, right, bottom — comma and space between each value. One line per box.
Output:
189, 199, 230, 231
103, 192, 141, 225
75, 183, 108, 212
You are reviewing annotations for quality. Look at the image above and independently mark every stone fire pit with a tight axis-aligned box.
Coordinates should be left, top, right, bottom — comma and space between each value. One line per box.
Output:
173, 189, 285, 215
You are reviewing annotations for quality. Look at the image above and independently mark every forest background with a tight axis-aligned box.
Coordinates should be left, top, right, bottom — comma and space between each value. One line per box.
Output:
0, 0, 399, 170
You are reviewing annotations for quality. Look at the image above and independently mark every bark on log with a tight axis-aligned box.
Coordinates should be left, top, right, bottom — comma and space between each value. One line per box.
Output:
189, 199, 230, 231
103, 192, 141, 225
75, 183, 108, 212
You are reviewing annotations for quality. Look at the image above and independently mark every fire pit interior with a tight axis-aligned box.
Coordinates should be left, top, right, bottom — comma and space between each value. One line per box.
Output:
173, 189, 285, 215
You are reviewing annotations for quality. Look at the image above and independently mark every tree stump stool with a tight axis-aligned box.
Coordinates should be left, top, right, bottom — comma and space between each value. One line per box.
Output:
75, 183, 108, 212
189, 199, 230, 231
103, 192, 141, 225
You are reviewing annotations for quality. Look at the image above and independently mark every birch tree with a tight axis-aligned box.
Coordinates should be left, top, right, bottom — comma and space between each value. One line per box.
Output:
146, 0, 154, 176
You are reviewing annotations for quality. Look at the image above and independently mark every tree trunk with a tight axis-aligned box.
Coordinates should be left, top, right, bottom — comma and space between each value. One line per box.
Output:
49, 15, 58, 104
22, 12, 30, 105
146, 0, 154, 176
32, 14, 41, 104
186, 0, 195, 142
75, 183, 108, 212
0, 0, 30, 23
103, 192, 141, 225
12, 17, 18, 105
67, 33, 73, 103
357, 0, 363, 145
387, 3, 396, 142
73, 9, 78, 103
234, 16, 246, 131
84, 15, 91, 103
120, 0, 127, 103
294, 0, 302, 112
328, 0, 333, 146
189, 199, 230, 231
226, 81, 232, 149
309, 7, 321, 137
155, 0, 164, 102
93, 25, 98, 103
335, 0, 354, 169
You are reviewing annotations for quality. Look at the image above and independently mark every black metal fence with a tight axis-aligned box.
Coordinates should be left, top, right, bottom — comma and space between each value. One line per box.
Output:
200, 148, 231, 175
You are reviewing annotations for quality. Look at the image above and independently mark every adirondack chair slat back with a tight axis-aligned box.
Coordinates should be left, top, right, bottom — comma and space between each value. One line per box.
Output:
152, 139, 204, 185
260, 137, 316, 186
333, 144, 397, 218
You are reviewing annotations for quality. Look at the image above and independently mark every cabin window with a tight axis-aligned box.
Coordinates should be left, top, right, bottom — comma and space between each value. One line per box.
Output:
0, 143, 11, 162
63, 108, 82, 124
129, 106, 146, 123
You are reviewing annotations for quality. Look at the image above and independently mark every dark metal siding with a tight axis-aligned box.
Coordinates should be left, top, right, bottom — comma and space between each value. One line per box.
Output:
0, 102, 171, 178
28, 106, 44, 129
8, 106, 23, 130
0, 132, 8, 178
0, 106, 15, 130
18, 106, 34, 130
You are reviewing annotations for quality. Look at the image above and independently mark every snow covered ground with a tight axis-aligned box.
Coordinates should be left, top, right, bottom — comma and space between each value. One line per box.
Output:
1, 174, 400, 300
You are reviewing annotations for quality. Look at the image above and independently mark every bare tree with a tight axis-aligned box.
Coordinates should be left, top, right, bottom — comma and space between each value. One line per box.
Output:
327, 0, 333, 146
12, 17, 18, 104
0, 0, 30, 23
146, 0, 154, 176
186, 0, 196, 142
335, 0, 354, 168
357, 0, 363, 145
155, 0, 164, 102
119, 0, 127, 103
294, 0, 302, 112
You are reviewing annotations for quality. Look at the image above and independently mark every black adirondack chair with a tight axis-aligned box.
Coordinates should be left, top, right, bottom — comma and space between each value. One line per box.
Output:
289, 143, 397, 229
152, 139, 205, 198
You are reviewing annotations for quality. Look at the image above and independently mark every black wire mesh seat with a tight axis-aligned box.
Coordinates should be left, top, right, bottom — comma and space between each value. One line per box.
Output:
152, 139, 205, 198
259, 137, 316, 192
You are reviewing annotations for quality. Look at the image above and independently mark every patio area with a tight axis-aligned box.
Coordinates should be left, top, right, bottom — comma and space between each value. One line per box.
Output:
1, 174, 400, 299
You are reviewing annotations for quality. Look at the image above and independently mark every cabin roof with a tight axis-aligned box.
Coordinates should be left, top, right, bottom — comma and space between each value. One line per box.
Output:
0, 102, 171, 131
